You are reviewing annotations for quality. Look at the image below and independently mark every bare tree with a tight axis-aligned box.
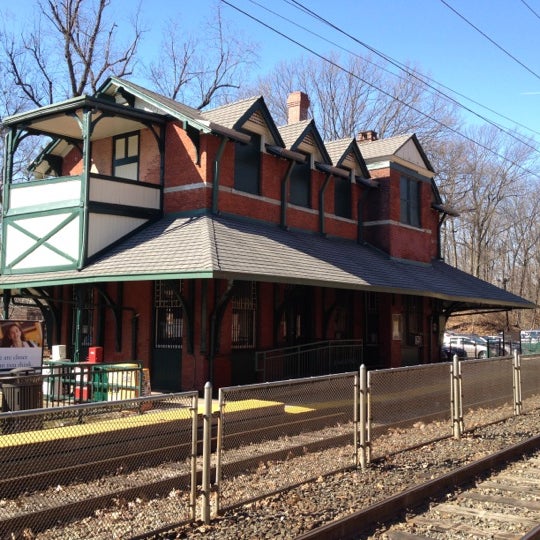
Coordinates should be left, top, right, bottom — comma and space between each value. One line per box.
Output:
146, 3, 259, 110
240, 52, 461, 146
1, 0, 142, 108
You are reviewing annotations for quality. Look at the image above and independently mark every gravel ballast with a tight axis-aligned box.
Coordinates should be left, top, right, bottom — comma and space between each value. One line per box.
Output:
29, 399, 540, 540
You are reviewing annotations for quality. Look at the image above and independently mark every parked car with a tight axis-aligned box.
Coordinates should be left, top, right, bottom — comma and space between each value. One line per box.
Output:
441, 343, 467, 361
521, 330, 540, 343
443, 333, 489, 359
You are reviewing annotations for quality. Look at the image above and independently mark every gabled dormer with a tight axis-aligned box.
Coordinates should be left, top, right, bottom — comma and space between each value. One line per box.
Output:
278, 92, 331, 212
325, 138, 374, 221
203, 96, 284, 196
357, 132, 440, 263
1, 92, 167, 275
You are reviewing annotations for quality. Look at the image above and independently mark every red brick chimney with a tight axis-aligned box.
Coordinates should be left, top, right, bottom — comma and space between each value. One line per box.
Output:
287, 91, 310, 124
356, 130, 378, 143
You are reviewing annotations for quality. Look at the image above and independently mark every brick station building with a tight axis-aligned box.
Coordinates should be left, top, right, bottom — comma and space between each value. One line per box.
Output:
0, 78, 532, 392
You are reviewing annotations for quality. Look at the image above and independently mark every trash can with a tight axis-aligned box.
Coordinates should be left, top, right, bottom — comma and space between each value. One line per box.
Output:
1, 367, 44, 433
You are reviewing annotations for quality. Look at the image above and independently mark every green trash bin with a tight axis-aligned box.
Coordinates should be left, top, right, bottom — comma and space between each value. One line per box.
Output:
1, 367, 44, 433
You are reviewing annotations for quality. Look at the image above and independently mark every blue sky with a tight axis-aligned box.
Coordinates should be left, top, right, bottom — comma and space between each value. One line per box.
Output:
6, 0, 540, 143
144, 0, 540, 142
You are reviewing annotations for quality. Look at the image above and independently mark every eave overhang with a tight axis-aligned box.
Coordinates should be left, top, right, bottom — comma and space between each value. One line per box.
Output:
0, 214, 533, 313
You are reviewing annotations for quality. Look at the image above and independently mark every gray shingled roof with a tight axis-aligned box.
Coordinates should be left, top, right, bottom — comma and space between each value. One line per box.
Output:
203, 96, 261, 129
0, 214, 533, 310
324, 137, 354, 165
358, 133, 412, 160
109, 77, 205, 122
325, 138, 353, 166
278, 120, 312, 149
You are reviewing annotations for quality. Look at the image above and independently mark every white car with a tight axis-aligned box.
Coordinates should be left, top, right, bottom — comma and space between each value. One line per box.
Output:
443, 334, 488, 359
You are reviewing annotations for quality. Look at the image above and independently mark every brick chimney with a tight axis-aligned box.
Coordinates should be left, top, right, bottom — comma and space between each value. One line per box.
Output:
287, 91, 310, 124
356, 130, 378, 143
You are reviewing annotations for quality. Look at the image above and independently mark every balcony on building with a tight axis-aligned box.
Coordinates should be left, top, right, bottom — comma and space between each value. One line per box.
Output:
1, 95, 167, 275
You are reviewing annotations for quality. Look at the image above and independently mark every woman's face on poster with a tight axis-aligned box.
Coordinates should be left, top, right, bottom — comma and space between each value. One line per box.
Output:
8, 325, 21, 341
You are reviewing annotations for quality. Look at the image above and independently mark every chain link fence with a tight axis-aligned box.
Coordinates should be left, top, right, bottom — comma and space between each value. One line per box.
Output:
0, 392, 198, 539
1, 351, 540, 536
367, 362, 452, 460
521, 354, 540, 411
215, 373, 357, 512
460, 357, 514, 428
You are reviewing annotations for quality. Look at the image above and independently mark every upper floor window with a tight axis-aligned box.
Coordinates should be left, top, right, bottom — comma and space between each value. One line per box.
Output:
290, 152, 311, 208
113, 131, 139, 180
234, 133, 261, 195
400, 176, 420, 227
334, 175, 351, 218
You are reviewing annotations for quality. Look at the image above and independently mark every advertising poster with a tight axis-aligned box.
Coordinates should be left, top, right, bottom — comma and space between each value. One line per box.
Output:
0, 320, 43, 371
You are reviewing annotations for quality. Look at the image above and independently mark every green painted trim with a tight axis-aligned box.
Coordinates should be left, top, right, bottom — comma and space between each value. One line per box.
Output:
104, 77, 210, 133
2, 94, 167, 128
6, 200, 82, 217
9, 175, 82, 189
4, 263, 78, 275
0, 271, 215, 289
5, 211, 80, 268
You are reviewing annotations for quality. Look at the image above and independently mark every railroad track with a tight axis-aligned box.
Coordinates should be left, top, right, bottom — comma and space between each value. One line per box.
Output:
295, 434, 540, 540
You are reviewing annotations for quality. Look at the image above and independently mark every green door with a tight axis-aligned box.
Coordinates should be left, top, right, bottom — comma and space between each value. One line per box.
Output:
151, 281, 183, 392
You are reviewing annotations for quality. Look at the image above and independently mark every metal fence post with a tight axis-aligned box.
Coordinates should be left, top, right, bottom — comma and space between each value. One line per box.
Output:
214, 387, 225, 516
451, 355, 462, 439
358, 364, 368, 470
190, 393, 198, 522
202, 382, 212, 524
513, 349, 523, 416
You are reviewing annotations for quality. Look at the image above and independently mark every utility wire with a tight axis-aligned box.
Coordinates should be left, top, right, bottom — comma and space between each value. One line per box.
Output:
221, 0, 540, 178
220, 0, 540, 181
283, 0, 540, 152
440, 0, 540, 82
519, 0, 540, 21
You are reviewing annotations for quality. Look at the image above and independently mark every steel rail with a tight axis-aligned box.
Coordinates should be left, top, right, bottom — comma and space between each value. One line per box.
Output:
294, 433, 540, 540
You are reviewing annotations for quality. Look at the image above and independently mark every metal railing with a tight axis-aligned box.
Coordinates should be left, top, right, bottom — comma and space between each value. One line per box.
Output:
0, 361, 144, 410
255, 339, 363, 382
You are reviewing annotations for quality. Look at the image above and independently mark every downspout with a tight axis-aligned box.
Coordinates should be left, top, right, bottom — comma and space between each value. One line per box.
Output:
319, 173, 332, 235
357, 183, 369, 245
208, 280, 235, 385
437, 213, 448, 260
158, 124, 166, 213
281, 160, 295, 229
212, 136, 228, 215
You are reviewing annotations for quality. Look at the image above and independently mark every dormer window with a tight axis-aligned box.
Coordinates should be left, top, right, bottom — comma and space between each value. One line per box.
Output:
400, 175, 421, 227
234, 132, 261, 195
113, 131, 139, 180
290, 152, 311, 208
334, 173, 352, 219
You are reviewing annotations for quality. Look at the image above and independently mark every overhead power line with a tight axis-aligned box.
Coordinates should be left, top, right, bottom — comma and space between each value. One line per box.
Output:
439, 0, 540, 82
220, 0, 540, 181
282, 0, 540, 151
520, 0, 540, 21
